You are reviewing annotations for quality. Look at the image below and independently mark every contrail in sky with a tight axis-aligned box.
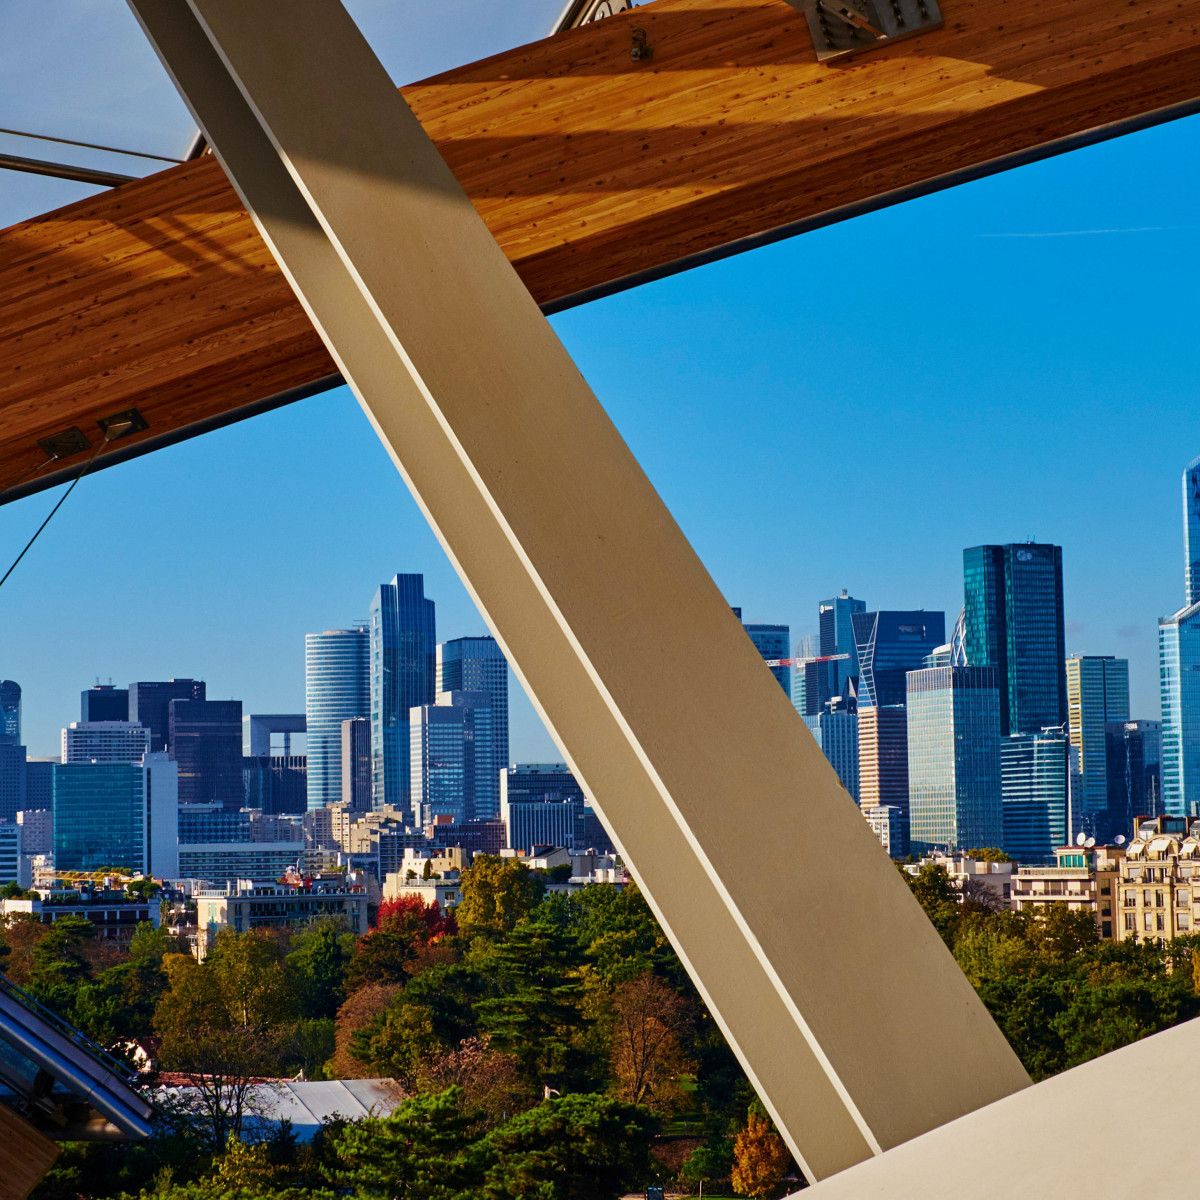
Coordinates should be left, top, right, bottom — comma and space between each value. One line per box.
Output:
977, 225, 1194, 239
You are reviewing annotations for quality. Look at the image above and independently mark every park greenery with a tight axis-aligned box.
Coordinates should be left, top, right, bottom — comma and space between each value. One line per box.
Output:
10, 855, 1200, 1200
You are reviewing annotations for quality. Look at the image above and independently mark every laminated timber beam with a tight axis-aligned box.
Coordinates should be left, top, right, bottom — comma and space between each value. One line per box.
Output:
3, 0, 1200, 499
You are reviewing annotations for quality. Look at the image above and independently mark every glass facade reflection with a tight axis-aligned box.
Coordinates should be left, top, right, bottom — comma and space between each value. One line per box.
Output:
52, 762, 145, 873
305, 628, 369, 811
1159, 602, 1200, 817
1065, 655, 1129, 831
437, 636, 509, 790
409, 690, 495, 827
852, 611, 945, 708
1185, 454, 1200, 607
1000, 728, 1068, 864
0, 681, 20, 745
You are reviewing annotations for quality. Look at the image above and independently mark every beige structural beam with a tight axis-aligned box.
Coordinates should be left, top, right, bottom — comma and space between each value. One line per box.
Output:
127, 0, 1029, 1179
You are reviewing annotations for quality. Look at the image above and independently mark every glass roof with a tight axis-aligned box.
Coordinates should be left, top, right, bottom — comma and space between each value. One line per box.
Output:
0, 0, 567, 228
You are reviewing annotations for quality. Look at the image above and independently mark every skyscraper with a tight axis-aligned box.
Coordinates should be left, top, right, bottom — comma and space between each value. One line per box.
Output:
305, 627, 369, 811
341, 716, 373, 811
852, 610, 946, 708
907, 665, 1003, 853
963, 543, 1066, 737
0, 744, 26, 823
438, 636, 510, 778
409, 691, 496, 827
1106, 720, 1162, 827
500, 763, 612, 855
169, 698, 243, 808
1159, 455, 1200, 819
80, 684, 129, 723
0, 681, 20, 745
819, 590, 866, 670
1064, 655, 1130, 835
739, 616, 792, 695
371, 574, 437, 811
857, 705, 909, 812
129, 679, 206, 752
61, 721, 150, 764
807, 699, 858, 803
1000, 728, 1069, 864
791, 654, 853, 719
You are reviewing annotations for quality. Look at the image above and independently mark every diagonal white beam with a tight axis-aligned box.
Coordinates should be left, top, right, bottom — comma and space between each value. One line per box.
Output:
127, 0, 1029, 1178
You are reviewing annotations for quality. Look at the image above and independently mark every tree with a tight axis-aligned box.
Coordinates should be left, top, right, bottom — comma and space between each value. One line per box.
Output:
28, 914, 95, 1016
416, 1037, 535, 1127
475, 1093, 658, 1200
902, 863, 962, 945
731, 1105, 790, 1199
206, 928, 294, 1031
680, 1138, 734, 1195
455, 857, 544, 940
608, 972, 693, 1111
287, 917, 355, 1020
330, 983, 402, 1078
964, 847, 1013, 863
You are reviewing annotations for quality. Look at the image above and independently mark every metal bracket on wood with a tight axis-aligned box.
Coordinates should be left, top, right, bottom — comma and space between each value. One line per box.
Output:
791, 0, 943, 62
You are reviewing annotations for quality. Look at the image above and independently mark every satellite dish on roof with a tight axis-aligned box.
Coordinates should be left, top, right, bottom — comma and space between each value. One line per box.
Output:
1085, 837, 1096, 848
1115, 835, 1127, 846
1076, 832, 1087, 846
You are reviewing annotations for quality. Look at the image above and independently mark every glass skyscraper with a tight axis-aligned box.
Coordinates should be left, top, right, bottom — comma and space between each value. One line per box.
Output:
0, 680, 20, 745
1000, 728, 1068, 864
437, 636, 510, 782
740, 618, 791, 695
852, 610, 946, 708
1105, 719, 1161, 830
1065, 655, 1129, 834
806, 701, 858, 803
52, 762, 146, 873
409, 690, 496, 827
907, 665, 1003, 853
305, 627, 369, 811
963, 543, 1066, 737
819, 590, 865, 670
371, 574, 437, 811
170, 698, 243, 809
1184, 453, 1200, 607
129, 679, 206, 752
80, 684, 129, 723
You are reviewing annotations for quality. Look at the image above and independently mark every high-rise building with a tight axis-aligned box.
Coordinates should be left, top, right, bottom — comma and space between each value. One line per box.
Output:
857, 705, 909, 812
1064, 655, 1130, 835
1105, 719, 1161, 829
371, 574, 436, 811
52, 753, 178, 877
1000, 728, 1069, 865
1184, 453, 1200, 608
963, 543, 1067, 737
907, 665, 1003, 853
23, 759, 53, 811
0, 681, 20, 745
169, 698, 243, 809
437, 636, 510, 779
852, 611, 946, 708
341, 716, 372, 812
0, 744, 26, 822
242, 754, 307, 814
500, 762, 612, 854
806, 699, 858, 803
819, 590, 866, 669
244, 713, 306, 757
80, 684, 129, 723
129, 679, 206, 752
61, 721, 150, 764
739, 616, 792, 695
791, 654, 853, 719
306, 627, 369, 812
409, 691, 496, 827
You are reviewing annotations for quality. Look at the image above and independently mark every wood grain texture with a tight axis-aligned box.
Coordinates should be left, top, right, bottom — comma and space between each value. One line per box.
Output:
0, 1104, 59, 1200
1, 0, 1198, 496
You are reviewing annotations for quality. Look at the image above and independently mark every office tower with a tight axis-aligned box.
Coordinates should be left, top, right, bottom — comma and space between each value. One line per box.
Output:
438, 636, 510, 772
807, 699, 859, 802
0, 744, 26, 822
819, 590, 866, 669
306, 627, 369, 811
1000, 728, 1069, 864
1105, 719, 1162, 828
61, 721, 150, 764
16, 808, 51, 856
862, 805, 909, 858
23, 759, 53, 810
0, 681, 20, 745
1065, 656, 1130, 834
740, 619, 792, 694
1185, 453, 1200, 607
963, 543, 1067, 736
341, 716, 372, 811
242, 754, 307, 814
80, 684, 129, 723
129, 678, 206, 752
907, 665, 1003, 853
500, 763, 612, 854
244, 713, 306, 757
852, 611, 946, 708
0, 824, 22, 888
371, 574, 437, 810
791, 654, 853, 719
169, 698, 243, 808
409, 691, 496, 827
52, 755, 178, 876
857, 706, 909, 811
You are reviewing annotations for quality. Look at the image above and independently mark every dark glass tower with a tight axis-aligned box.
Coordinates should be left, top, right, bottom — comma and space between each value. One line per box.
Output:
0, 681, 20, 745
370, 574, 436, 811
963, 543, 1066, 737
851, 611, 945, 708
169, 697, 243, 808
81, 684, 129, 723
819, 590, 866, 669
437, 636, 510, 777
130, 679, 206, 752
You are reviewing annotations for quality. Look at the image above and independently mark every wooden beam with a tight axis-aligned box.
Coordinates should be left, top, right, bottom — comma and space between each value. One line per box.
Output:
2, 0, 1198, 497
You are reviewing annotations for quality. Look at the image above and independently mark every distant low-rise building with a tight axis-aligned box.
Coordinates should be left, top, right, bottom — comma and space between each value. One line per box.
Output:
1116, 815, 1200, 943
382, 873, 463, 911
1011, 843, 1124, 940
1, 883, 160, 943
905, 851, 1015, 907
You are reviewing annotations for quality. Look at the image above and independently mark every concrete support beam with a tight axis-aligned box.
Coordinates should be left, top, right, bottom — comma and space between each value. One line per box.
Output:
128, 0, 1028, 1179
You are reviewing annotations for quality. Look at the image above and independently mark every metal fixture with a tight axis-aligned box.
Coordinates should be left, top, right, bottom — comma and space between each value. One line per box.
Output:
795, 0, 943, 62
97, 408, 148, 440
35, 427, 90, 460
630, 26, 652, 61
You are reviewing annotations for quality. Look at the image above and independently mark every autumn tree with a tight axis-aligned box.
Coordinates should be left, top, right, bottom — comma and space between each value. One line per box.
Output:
731, 1104, 791, 1199
330, 982, 402, 1078
455, 856, 544, 940
608, 971, 694, 1111
415, 1036, 535, 1127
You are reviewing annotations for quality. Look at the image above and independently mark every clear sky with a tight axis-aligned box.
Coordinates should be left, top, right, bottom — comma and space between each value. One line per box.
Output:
1, 5, 1198, 759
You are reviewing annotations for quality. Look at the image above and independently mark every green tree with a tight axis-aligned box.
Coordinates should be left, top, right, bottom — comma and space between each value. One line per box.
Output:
455, 857, 544, 940
474, 1093, 658, 1200
679, 1137, 734, 1194
287, 917, 355, 1020
28, 914, 95, 1016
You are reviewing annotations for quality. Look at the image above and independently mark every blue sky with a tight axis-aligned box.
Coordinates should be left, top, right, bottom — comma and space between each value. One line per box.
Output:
1, 6, 1198, 759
